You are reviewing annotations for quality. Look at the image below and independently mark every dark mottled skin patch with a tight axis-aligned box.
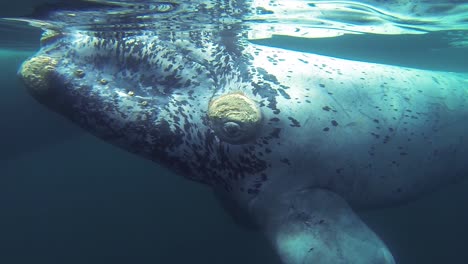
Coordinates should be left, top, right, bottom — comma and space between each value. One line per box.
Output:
278, 89, 291, 100
270, 128, 281, 138
280, 158, 291, 166
252, 82, 280, 114
288, 117, 301, 127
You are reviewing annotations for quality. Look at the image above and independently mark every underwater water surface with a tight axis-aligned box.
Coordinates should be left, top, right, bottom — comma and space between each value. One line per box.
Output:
0, 1, 467, 264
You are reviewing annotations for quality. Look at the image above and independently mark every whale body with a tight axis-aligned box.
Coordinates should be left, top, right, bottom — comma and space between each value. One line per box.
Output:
16, 0, 468, 263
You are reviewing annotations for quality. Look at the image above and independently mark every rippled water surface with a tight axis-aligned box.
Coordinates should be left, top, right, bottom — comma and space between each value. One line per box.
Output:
1, 0, 467, 72
3, 1, 468, 33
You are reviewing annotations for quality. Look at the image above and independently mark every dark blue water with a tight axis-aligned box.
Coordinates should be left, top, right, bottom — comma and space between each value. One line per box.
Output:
0, 1, 467, 264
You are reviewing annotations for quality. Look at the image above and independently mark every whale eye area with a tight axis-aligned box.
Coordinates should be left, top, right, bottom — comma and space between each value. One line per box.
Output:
223, 121, 242, 137
207, 93, 262, 144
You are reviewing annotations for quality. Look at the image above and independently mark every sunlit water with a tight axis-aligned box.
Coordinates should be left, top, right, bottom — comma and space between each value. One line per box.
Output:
1, 0, 467, 71
0, 1, 467, 264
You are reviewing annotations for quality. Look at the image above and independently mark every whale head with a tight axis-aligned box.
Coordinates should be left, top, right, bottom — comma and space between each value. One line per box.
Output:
19, 26, 286, 204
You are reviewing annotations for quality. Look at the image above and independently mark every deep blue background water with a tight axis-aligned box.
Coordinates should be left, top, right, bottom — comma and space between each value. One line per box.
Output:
0, 1, 468, 263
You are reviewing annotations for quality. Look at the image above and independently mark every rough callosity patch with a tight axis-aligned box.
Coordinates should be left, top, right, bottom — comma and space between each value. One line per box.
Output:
208, 93, 261, 123
19, 55, 58, 94
208, 92, 263, 144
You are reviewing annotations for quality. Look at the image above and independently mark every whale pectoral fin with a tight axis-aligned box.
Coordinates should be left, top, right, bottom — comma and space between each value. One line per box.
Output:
254, 189, 395, 264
